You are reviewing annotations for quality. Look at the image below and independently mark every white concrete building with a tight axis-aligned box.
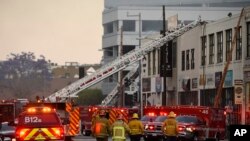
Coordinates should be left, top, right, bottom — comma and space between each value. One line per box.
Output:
177, 7, 250, 112
101, 0, 249, 106
176, 7, 250, 124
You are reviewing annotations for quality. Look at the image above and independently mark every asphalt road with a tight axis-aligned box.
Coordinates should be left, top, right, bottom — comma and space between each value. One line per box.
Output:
72, 135, 229, 141
72, 135, 142, 141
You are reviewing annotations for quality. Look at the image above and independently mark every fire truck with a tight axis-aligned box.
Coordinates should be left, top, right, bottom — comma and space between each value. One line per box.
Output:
0, 99, 27, 123
23, 101, 81, 140
143, 105, 226, 141
44, 18, 201, 104
80, 105, 139, 136
32, 18, 201, 139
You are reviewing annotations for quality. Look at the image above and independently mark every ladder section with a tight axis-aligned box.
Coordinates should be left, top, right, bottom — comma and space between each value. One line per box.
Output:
45, 17, 201, 102
101, 63, 139, 106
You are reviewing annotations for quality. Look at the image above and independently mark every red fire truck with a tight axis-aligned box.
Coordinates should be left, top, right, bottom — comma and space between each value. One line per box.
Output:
143, 105, 226, 141
23, 101, 81, 140
80, 105, 139, 136
0, 99, 27, 123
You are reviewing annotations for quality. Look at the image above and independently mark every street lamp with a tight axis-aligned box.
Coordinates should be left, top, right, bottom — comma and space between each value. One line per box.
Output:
127, 12, 143, 116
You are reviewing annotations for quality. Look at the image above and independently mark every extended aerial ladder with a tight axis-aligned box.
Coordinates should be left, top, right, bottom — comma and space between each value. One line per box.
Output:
101, 63, 139, 106
45, 17, 202, 102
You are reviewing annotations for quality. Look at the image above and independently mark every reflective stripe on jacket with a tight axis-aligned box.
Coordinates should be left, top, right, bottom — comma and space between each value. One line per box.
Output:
111, 120, 130, 140
113, 126, 125, 140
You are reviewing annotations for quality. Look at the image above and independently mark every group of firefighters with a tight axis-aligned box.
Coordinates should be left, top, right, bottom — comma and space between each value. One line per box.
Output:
91, 110, 178, 141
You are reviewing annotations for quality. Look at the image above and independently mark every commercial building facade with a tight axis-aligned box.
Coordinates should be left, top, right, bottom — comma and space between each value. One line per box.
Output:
101, 0, 248, 106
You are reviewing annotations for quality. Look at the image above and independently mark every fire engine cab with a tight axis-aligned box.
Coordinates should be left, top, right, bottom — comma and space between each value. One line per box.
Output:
15, 106, 65, 141
21, 101, 81, 140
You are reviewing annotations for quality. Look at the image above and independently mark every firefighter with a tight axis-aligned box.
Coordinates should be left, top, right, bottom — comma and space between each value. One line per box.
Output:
128, 113, 144, 141
111, 114, 130, 141
92, 111, 100, 127
91, 110, 111, 141
162, 111, 178, 141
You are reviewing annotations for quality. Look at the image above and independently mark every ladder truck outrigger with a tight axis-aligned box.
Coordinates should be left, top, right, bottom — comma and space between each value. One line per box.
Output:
43, 17, 202, 138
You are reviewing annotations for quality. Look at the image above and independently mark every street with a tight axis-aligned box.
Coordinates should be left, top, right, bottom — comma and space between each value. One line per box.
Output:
72, 135, 229, 141
72, 135, 142, 141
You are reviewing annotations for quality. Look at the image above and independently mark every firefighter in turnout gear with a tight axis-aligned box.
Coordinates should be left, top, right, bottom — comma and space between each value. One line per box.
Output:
91, 110, 111, 141
162, 111, 178, 141
111, 114, 130, 141
92, 111, 100, 128
128, 113, 144, 141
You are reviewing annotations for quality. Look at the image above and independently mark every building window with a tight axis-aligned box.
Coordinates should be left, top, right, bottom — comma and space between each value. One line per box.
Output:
191, 49, 195, 69
122, 45, 135, 54
236, 26, 242, 60
142, 20, 163, 32
217, 31, 223, 63
226, 29, 232, 61
152, 49, 156, 75
104, 22, 113, 34
104, 47, 113, 57
172, 42, 177, 68
209, 34, 214, 64
147, 53, 151, 75
186, 50, 190, 70
123, 20, 135, 31
201, 36, 206, 66
158, 50, 160, 74
247, 22, 250, 58
182, 51, 185, 71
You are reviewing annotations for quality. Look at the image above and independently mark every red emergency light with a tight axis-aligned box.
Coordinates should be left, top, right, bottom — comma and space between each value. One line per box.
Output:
148, 112, 155, 116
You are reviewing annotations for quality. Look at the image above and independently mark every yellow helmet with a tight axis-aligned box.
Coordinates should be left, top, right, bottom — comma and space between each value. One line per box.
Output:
132, 113, 139, 119
168, 111, 176, 118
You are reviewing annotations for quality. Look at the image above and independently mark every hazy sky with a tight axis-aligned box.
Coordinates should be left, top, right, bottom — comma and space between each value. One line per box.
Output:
0, 0, 103, 65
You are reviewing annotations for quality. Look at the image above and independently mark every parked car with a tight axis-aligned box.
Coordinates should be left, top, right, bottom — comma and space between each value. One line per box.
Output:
176, 115, 206, 141
0, 122, 15, 141
143, 115, 167, 141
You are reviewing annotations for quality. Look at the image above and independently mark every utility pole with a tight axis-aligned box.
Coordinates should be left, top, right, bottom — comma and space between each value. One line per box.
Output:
160, 5, 167, 106
119, 26, 124, 107
127, 12, 142, 116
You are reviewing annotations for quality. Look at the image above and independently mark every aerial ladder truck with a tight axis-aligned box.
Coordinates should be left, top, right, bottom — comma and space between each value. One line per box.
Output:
42, 17, 202, 138
45, 17, 202, 103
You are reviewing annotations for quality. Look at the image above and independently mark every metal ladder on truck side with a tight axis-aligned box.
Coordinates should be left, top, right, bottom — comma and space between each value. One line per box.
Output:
100, 63, 139, 106
45, 17, 201, 102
